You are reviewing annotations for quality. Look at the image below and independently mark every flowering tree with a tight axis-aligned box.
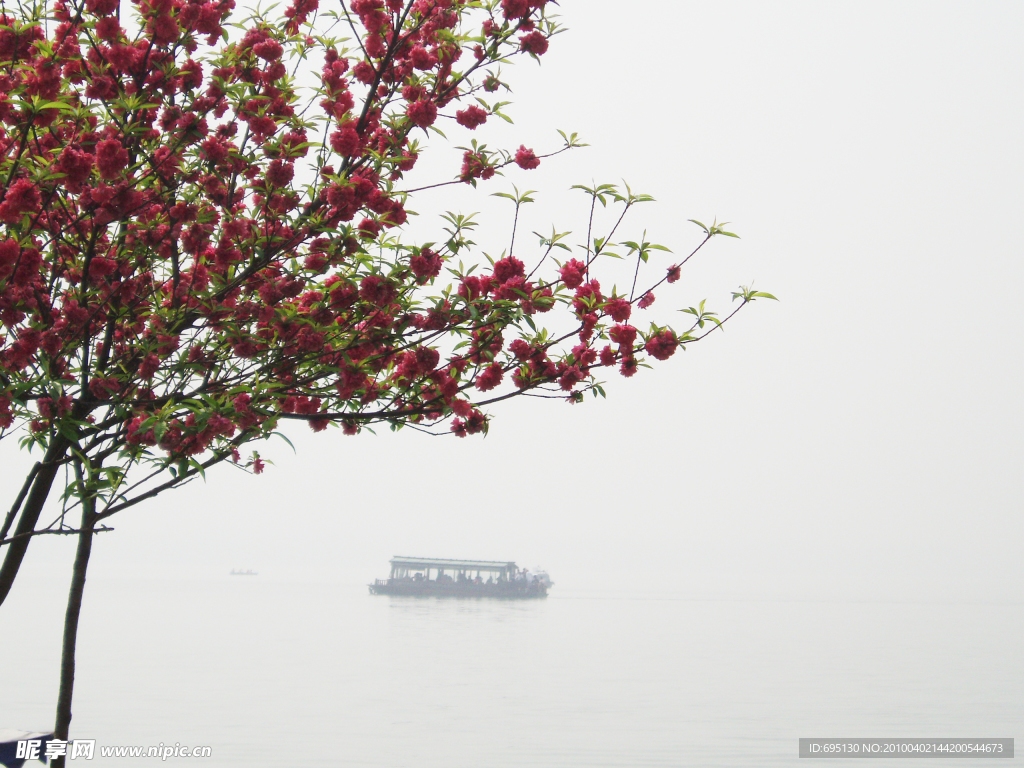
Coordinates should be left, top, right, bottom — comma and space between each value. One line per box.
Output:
0, 0, 772, 753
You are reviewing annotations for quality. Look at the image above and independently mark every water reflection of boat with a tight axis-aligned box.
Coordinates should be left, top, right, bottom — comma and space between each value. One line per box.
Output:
230, 569, 258, 576
369, 556, 552, 599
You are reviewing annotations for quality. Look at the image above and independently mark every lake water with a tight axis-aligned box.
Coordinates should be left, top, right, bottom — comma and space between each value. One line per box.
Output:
2, 576, 1021, 767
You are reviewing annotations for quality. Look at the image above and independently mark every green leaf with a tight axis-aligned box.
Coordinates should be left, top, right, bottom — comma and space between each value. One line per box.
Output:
188, 458, 207, 481
271, 431, 298, 453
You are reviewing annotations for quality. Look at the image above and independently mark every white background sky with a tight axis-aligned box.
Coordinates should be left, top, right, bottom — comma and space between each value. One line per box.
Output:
5, 0, 1023, 603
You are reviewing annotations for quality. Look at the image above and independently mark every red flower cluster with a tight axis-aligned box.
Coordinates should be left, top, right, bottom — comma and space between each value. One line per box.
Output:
559, 258, 587, 288
475, 362, 503, 391
645, 330, 678, 361
0, 0, 725, 506
604, 297, 631, 323
501, 0, 547, 20
460, 151, 496, 182
409, 248, 443, 282
456, 105, 488, 129
519, 31, 548, 56
407, 100, 438, 128
0, 180, 40, 222
514, 145, 540, 170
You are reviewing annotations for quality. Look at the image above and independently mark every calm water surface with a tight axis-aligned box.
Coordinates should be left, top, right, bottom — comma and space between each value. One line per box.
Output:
3, 577, 1021, 767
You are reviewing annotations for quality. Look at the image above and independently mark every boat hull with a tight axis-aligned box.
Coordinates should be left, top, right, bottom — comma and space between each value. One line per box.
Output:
368, 580, 548, 599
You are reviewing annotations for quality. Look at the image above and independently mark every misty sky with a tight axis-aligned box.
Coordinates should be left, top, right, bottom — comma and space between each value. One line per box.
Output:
4, 0, 1022, 603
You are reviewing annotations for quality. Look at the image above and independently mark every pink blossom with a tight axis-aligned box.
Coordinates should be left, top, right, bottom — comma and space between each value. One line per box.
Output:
85, 0, 118, 14
352, 60, 375, 84
502, 0, 529, 18
409, 45, 436, 70
151, 14, 179, 44
475, 362, 503, 391
96, 138, 129, 179
357, 218, 382, 239
456, 105, 488, 129
266, 159, 294, 187
609, 324, 638, 350
604, 297, 631, 323
514, 145, 540, 170
359, 274, 396, 305
460, 151, 495, 182
95, 16, 121, 39
645, 330, 678, 361
253, 39, 284, 61
0, 179, 41, 221
493, 256, 525, 283
558, 365, 583, 391
519, 31, 548, 56
410, 248, 443, 281
509, 339, 532, 360
572, 343, 598, 367
138, 354, 160, 379
407, 100, 438, 128
559, 258, 586, 289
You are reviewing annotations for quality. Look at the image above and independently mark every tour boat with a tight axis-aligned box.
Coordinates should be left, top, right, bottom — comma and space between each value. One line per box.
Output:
369, 556, 552, 598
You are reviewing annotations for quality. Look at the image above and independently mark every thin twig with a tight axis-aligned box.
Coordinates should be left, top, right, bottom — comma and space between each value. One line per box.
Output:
1, 526, 114, 547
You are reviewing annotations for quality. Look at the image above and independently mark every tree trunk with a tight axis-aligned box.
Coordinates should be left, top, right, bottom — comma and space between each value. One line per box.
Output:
51, 501, 96, 768
0, 435, 69, 607
0, 462, 39, 542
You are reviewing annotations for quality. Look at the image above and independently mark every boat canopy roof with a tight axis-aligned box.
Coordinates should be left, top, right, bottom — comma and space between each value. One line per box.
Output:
390, 556, 516, 572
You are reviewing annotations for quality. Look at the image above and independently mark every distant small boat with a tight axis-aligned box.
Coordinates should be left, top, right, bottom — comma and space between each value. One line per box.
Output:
230, 569, 258, 576
369, 556, 552, 599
